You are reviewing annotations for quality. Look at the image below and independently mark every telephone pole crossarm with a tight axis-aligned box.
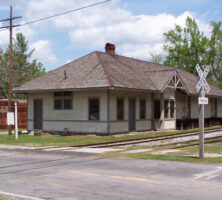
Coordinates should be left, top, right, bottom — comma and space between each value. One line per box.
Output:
0, 16, 22, 22
0, 24, 21, 29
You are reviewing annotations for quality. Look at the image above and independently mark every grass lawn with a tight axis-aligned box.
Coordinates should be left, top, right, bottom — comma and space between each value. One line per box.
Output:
100, 152, 222, 163
0, 126, 221, 147
0, 196, 12, 200
182, 142, 222, 154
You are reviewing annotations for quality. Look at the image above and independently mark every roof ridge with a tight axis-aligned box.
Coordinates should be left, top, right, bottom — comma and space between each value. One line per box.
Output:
147, 68, 176, 73
95, 52, 113, 87
96, 51, 174, 69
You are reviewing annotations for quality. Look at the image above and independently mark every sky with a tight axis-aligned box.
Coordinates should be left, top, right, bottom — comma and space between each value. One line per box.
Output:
0, 0, 221, 71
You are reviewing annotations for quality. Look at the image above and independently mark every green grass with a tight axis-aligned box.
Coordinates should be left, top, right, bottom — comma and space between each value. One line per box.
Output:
0, 126, 221, 147
183, 142, 222, 154
0, 129, 25, 132
0, 196, 12, 200
100, 152, 222, 163
0, 134, 117, 147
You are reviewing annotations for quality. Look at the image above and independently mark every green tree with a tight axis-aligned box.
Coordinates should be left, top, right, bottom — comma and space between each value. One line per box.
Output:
151, 54, 164, 64
163, 16, 209, 75
0, 33, 45, 98
207, 22, 222, 84
0, 48, 9, 97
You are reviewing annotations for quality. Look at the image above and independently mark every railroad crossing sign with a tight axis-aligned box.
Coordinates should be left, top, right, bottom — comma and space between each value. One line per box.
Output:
195, 64, 211, 159
195, 64, 210, 93
198, 97, 208, 105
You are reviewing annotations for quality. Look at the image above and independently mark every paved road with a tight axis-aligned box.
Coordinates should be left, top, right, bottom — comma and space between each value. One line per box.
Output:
0, 149, 222, 200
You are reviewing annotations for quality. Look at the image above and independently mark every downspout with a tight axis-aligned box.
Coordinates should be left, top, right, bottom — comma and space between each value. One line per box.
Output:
160, 92, 164, 130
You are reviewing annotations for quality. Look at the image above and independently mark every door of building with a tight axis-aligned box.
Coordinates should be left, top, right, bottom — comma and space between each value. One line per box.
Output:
129, 99, 135, 131
34, 99, 43, 129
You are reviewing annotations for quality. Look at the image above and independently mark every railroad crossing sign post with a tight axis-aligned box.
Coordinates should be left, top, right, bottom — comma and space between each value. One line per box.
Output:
195, 64, 210, 159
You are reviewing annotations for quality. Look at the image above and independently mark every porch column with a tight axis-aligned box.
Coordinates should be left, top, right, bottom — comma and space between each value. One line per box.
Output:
215, 98, 217, 118
160, 93, 164, 130
174, 93, 177, 129
150, 93, 154, 130
107, 89, 110, 135
188, 96, 191, 119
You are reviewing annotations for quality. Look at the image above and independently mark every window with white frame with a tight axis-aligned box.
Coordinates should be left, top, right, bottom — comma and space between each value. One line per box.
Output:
54, 91, 72, 110
89, 98, 100, 120
164, 99, 175, 118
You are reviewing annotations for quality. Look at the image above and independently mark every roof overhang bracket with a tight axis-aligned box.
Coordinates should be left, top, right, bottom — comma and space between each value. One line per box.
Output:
162, 72, 189, 95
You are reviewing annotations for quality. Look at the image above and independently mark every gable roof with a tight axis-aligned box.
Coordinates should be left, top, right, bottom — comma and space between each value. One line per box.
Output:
13, 51, 222, 97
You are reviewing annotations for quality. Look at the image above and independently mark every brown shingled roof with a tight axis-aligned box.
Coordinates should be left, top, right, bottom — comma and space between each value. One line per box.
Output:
13, 51, 222, 97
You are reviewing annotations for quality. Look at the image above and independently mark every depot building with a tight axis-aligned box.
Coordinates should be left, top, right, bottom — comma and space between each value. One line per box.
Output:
13, 43, 222, 135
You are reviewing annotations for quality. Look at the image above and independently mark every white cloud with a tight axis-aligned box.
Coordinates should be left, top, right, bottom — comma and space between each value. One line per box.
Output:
30, 40, 57, 66
0, 29, 9, 47
65, 59, 72, 64
68, 10, 210, 60
15, 22, 36, 41
0, 0, 212, 64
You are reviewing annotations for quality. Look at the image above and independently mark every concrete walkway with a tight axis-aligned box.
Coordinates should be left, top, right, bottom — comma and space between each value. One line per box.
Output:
0, 131, 8, 135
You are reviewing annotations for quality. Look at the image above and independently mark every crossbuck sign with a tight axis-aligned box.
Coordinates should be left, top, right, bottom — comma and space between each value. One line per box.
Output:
195, 64, 211, 159
195, 64, 210, 94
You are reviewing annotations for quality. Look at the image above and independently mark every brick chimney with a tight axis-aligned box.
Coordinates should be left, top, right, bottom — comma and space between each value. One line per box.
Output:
105, 43, 115, 56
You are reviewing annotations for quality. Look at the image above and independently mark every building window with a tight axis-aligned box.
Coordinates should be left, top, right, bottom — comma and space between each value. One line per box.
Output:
170, 100, 175, 118
89, 98, 100, 120
154, 100, 160, 119
164, 100, 169, 118
140, 99, 146, 119
54, 91, 72, 110
117, 98, 124, 120
164, 99, 175, 118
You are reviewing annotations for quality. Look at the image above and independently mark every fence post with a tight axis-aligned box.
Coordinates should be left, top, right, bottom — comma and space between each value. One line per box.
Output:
14, 102, 18, 140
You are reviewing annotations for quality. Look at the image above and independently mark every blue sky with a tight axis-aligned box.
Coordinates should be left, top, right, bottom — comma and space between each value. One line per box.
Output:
0, 0, 221, 71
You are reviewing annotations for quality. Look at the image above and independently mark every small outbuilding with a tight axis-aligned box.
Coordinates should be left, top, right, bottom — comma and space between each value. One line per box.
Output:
13, 43, 222, 135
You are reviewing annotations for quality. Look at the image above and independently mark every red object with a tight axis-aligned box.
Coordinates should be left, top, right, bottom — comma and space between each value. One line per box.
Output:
105, 43, 115, 56
0, 100, 27, 129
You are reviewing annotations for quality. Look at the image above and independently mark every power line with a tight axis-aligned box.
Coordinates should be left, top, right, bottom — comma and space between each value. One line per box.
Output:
0, 0, 111, 31
22, 0, 110, 26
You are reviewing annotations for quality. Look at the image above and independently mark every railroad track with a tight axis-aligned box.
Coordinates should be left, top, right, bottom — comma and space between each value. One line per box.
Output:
72, 128, 222, 148
171, 136, 222, 149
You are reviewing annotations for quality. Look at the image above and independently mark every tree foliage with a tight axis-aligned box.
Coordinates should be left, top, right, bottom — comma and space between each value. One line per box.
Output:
151, 54, 164, 64
207, 22, 222, 84
0, 33, 45, 97
163, 16, 222, 85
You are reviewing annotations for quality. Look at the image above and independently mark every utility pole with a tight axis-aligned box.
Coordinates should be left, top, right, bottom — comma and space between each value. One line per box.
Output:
0, 6, 21, 135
